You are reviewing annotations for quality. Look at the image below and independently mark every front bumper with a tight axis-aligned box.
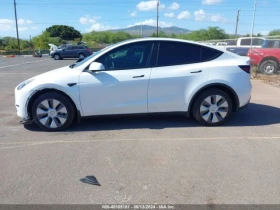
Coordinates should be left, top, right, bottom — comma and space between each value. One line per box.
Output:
15, 87, 34, 121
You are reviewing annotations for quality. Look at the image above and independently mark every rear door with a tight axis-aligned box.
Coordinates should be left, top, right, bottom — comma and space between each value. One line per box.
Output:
148, 41, 217, 113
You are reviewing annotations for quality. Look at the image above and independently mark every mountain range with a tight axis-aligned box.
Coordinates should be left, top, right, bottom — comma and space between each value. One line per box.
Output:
109, 25, 191, 37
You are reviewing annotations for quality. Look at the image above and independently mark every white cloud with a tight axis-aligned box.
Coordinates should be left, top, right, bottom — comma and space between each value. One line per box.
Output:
0, 18, 34, 32
202, 0, 222, 4
129, 19, 172, 28
0, 19, 13, 25
130, 11, 137, 17
194, 9, 206, 21
210, 14, 226, 22
18, 27, 28, 31
86, 23, 118, 32
79, 15, 101, 24
169, 2, 180, 10
194, 9, 226, 23
177, 11, 191, 20
164, 12, 174, 18
18, 19, 25, 24
260, 30, 269, 35
137, 1, 165, 11
0, 23, 13, 32
17, 19, 33, 25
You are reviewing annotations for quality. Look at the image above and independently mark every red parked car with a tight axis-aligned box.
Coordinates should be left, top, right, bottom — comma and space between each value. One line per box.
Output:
247, 48, 280, 74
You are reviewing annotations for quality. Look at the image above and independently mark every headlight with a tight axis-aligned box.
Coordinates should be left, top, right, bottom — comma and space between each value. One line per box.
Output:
17, 78, 34, 90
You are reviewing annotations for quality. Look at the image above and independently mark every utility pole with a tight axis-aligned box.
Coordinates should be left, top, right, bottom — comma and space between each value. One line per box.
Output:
141, 23, 143, 38
156, 0, 159, 37
250, 0, 257, 49
13, 0, 20, 54
235, 10, 240, 38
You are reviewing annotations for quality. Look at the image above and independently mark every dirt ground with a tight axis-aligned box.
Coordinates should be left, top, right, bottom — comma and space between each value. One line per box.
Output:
253, 74, 280, 88
251, 65, 280, 87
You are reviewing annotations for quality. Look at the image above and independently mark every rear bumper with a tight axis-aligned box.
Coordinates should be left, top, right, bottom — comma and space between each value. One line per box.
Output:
237, 96, 251, 111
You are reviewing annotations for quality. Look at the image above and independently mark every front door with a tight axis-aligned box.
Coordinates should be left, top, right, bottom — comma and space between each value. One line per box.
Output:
79, 41, 154, 116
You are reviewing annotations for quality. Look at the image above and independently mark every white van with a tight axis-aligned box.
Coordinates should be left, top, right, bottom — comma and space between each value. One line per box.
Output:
236, 37, 265, 48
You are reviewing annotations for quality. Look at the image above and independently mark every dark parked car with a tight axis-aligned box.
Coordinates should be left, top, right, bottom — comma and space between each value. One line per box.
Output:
50, 45, 92, 60
226, 47, 250, 56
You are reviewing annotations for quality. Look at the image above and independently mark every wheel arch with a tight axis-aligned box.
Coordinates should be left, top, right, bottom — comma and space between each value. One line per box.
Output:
188, 83, 240, 116
27, 88, 81, 123
259, 56, 279, 67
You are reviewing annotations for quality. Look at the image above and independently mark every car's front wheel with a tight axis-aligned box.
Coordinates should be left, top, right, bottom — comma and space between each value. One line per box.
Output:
54, 54, 61, 60
192, 89, 232, 126
32, 92, 75, 131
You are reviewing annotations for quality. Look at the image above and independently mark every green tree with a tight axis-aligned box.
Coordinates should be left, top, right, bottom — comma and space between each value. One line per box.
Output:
178, 27, 228, 41
170, 33, 176, 38
268, 29, 280, 36
46, 25, 82, 40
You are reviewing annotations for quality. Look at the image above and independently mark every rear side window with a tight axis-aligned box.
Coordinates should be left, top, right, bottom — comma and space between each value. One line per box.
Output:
240, 38, 264, 46
201, 47, 223, 62
157, 41, 201, 66
240, 39, 251, 45
157, 41, 223, 66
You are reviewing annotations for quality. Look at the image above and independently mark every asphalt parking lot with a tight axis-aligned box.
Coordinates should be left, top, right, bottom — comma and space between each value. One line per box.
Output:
1, 56, 280, 205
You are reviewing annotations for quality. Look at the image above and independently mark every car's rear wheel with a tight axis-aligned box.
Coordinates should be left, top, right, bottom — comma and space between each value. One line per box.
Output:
54, 54, 61, 60
78, 53, 85, 60
259, 60, 278, 75
32, 92, 75, 131
192, 89, 232, 126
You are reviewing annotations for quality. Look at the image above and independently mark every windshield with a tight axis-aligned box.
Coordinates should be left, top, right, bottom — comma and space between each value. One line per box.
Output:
71, 43, 118, 68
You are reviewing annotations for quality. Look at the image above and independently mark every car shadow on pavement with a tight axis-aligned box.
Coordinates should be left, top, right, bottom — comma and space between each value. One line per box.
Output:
24, 103, 280, 132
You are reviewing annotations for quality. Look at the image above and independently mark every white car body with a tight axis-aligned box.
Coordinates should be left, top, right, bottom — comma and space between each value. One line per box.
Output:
15, 38, 252, 130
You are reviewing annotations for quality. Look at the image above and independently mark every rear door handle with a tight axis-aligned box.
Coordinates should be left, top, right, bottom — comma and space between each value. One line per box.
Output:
133, 75, 144, 78
190, 70, 202, 73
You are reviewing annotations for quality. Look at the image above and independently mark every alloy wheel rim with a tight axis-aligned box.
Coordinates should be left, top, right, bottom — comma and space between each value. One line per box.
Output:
36, 99, 68, 128
79, 54, 85, 59
264, 64, 274, 74
55, 55, 59, 59
200, 95, 229, 123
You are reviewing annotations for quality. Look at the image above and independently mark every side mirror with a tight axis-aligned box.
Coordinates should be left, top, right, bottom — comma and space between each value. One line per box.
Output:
88, 62, 105, 72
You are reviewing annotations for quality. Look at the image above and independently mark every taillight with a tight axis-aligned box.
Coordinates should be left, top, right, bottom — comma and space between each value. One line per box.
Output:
247, 50, 251, 57
86, 48, 91, 52
239, 65, 250, 74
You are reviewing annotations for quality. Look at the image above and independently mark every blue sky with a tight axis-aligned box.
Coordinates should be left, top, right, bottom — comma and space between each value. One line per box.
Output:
0, 0, 279, 39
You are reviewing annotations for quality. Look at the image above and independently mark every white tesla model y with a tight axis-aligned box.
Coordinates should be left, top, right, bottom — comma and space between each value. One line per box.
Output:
15, 38, 251, 131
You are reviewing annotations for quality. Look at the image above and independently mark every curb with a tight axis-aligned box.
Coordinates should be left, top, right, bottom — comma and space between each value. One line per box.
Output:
1, 54, 49, 58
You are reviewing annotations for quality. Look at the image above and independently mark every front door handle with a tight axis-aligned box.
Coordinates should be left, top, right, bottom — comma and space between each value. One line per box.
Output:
190, 70, 202, 73
133, 75, 144, 78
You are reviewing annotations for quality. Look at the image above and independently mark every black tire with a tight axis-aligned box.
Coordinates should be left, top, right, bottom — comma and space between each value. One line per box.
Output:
78, 53, 85, 60
259, 60, 278, 75
32, 92, 75, 131
54, 54, 61, 60
192, 88, 232, 126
